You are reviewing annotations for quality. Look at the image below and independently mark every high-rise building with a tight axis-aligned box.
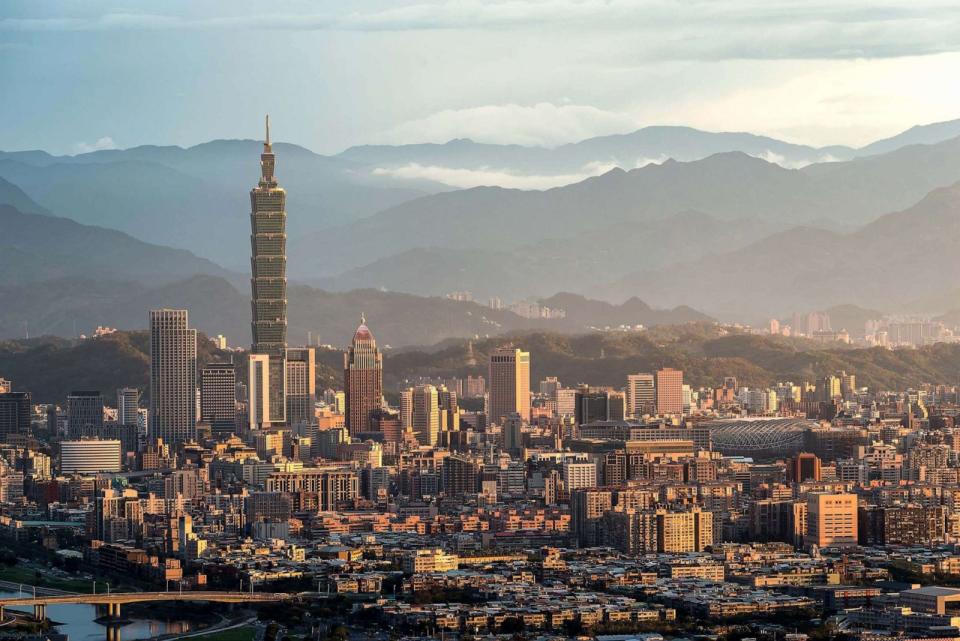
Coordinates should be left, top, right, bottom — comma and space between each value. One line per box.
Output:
806, 492, 858, 547
344, 316, 383, 435
399, 388, 413, 433
68, 391, 104, 438
412, 384, 440, 446
563, 460, 598, 491
285, 347, 316, 426
488, 347, 530, 425
60, 439, 122, 475
249, 115, 288, 425
201, 362, 237, 435
117, 388, 139, 426
0, 392, 30, 440
788, 452, 821, 483
437, 385, 459, 437
656, 507, 713, 553
655, 368, 684, 415
248, 354, 272, 429
626, 374, 655, 418
149, 309, 197, 445
574, 387, 611, 425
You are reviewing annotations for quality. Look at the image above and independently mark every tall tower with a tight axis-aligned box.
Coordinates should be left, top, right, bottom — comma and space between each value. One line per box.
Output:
149, 309, 197, 445
343, 315, 383, 435
250, 115, 287, 425
488, 347, 530, 426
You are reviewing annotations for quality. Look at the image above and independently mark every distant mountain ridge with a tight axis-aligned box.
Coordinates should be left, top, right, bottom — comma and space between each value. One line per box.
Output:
612, 181, 960, 318
0, 274, 711, 347
296, 137, 960, 287
0, 185, 231, 287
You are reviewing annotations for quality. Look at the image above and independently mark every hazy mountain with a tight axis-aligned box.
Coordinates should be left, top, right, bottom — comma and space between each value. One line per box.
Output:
314, 211, 784, 299
612, 182, 960, 318
0, 140, 426, 267
856, 118, 960, 157
0, 203, 231, 287
340, 121, 960, 188
295, 137, 960, 284
0, 275, 710, 347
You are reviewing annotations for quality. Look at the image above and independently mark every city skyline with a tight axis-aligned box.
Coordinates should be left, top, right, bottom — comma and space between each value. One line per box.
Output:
5, 5, 960, 641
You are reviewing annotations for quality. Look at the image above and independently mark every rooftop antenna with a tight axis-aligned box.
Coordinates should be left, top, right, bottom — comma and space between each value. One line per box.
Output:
265, 114, 270, 146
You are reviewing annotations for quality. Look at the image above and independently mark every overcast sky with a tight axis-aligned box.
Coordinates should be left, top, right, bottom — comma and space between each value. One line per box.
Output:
3, 0, 960, 155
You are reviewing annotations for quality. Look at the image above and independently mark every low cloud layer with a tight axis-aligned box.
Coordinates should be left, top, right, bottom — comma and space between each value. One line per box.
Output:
371, 161, 621, 190
71, 136, 117, 155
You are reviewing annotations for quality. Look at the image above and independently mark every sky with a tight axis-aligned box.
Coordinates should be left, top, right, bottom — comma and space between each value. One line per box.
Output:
3, 0, 960, 155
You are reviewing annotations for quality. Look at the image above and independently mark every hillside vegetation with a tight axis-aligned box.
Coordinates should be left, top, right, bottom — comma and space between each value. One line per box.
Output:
3, 324, 956, 403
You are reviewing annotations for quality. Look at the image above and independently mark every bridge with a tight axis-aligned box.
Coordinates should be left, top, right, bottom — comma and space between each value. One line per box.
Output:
0, 590, 293, 623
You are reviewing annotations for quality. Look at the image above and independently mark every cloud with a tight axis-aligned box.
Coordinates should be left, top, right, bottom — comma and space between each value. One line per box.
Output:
372, 161, 620, 189
384, 103, 639, 147
72, 137, 117, 154
5, 2, 960, 61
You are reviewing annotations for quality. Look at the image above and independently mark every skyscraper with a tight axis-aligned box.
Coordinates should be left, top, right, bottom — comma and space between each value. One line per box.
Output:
344, 316, 383, 435
249, 115, 288, 425
488, 347, 530, 426
149, 309, 197, 445
412, 384, 440, 446
248, 354, 271, 429
626, 373, 655, 417
117, 388, 140, 426
655, 368, 683, 416
200, 362, 237, 435
0, 392, 30, 441
67, 391, 104, 438
285, 347, 316, 426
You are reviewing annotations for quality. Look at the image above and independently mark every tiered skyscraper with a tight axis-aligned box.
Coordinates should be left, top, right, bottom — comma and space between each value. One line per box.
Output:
344, 315, 383, 435
249, 115, 288, 426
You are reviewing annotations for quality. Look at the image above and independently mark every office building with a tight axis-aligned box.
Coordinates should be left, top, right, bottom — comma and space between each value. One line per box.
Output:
788, 452, 821, 483
807, 493, 858, 547
201, 362, 237, 435
412, 384, 440, 446
0, 392, 30, 440
626, 374, 655, 417
344, 316, 383, 435
149, 309, 197, 445
60, 439, 122, 474
488, 347, 530, 425
656, 368, 684, 415
68, 391, 104, 438
563, 460, 598, 491
285, 347, 316, 426
117, 388, 139, 426
248, 353, 271, 429
249, 115, 288, 425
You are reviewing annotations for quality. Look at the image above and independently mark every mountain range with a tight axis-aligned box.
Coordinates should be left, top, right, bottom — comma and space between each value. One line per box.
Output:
615, 181, 960, 319
0, 271, 710, 347
6, 118, 960, 335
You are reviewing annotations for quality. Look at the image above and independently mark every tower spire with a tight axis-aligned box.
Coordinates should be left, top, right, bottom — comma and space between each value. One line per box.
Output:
264, 114, 271, 149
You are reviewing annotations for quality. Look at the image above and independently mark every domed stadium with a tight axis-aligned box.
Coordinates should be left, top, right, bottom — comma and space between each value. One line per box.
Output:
702, 418, 816, 459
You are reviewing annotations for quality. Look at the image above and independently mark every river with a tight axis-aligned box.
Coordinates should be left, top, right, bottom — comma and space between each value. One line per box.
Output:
1, 589, 198, 640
